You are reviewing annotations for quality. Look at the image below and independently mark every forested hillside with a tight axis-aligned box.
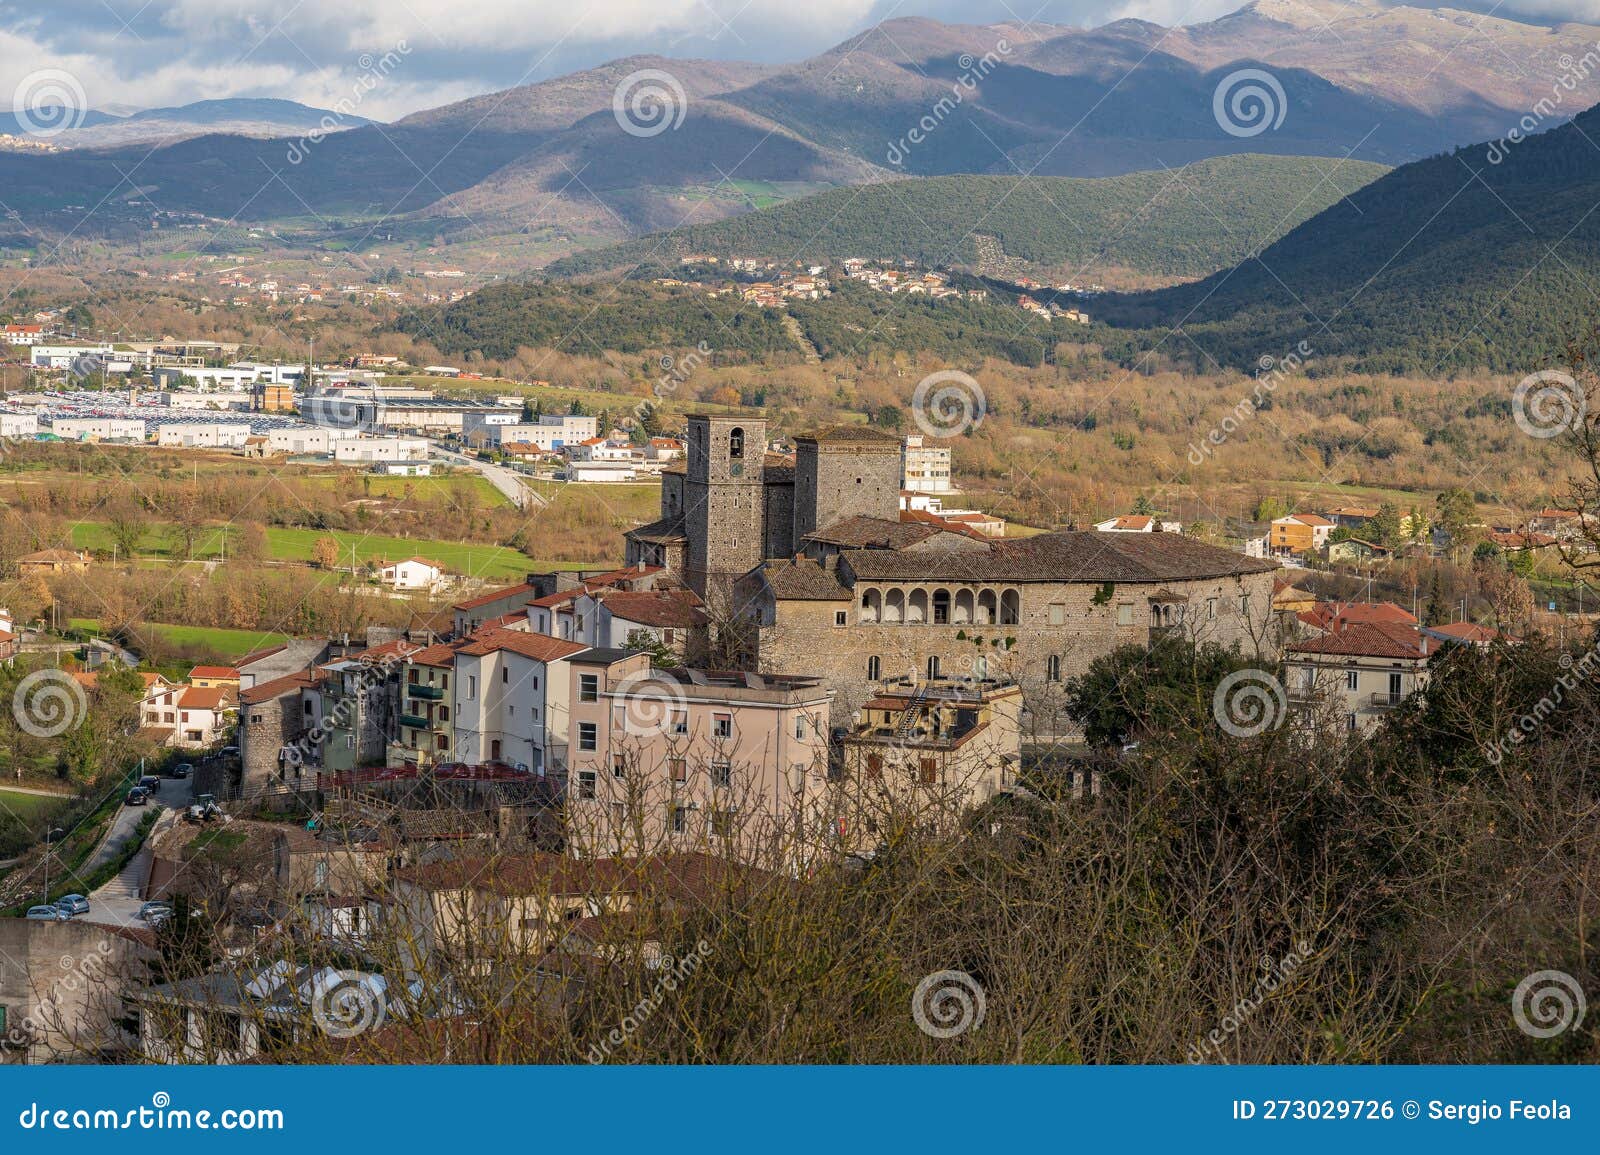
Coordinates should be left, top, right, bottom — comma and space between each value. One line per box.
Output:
1096, 103, 1600, 373
546, 156, 1389, 282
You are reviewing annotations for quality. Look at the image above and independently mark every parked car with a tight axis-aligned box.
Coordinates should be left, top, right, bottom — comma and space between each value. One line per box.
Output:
166, 763, 192, 779
218, 746, 240, 759
124, 786, 149, 806
136, 901, 173, 925
26, 905, 68, 921
55, 894, 90, 916
138, 775, 161, 794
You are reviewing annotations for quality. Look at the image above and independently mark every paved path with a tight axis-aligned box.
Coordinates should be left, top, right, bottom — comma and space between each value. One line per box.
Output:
430, 444, 549, 511
0, 783, 81, 799
78, 774, 195, 930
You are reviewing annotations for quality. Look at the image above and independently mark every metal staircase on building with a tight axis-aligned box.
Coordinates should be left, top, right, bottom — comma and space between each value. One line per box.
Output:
893, 685, 929, 740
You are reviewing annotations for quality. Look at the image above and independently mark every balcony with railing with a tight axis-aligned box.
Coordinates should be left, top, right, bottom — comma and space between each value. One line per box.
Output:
399, 713, 431, 728
407, 684, 445, 701
1368, 691, 1405, 709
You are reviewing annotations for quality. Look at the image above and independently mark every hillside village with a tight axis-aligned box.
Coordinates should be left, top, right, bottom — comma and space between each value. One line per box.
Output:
6, 0, 1600, 1080
0, 379, 1588, 1063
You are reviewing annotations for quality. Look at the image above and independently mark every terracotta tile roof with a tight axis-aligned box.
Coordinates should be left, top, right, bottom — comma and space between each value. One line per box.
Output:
839, 531, 1276, 584
582, 564, 662, 590
395, 851, 766, 901
187, 665, 238, 679
236, 642, 289, 667
899, 508, 990, 540
1426, 621, 1502, 643
239, 669, 321, 705
1301, 601, 1419, 631
1289, 621, 1437, 659
453, 581, 535, 611
1491, 530, 1558, 549
455, 626, 587, 662
797, 425, 902, 445
352, 639, 426, 663
178, 686, 232, 711
20, 548, 87, 563
528, 589, 582, 608
597, 589, 706, 629
805, 514, 946, 550
404, 641, 461, 668
1277, 513, 1335, 527
624, 515, 688, 543
756, 557, 852, 601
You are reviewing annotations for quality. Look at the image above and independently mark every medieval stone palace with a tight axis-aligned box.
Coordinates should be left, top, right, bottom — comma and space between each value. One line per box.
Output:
627, 414, 1279, 720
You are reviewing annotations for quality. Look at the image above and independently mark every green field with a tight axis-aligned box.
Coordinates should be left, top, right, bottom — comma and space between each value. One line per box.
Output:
0, 789, 71, 822
67, 522, 572, 579
300, 472, 509, 507
261, 527, 554, 578
71, 619, 290, 658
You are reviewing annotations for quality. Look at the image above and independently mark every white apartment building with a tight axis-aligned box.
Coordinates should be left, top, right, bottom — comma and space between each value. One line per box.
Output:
902, 434, 954, 494
1285, 622, 1439, 734
567, 437, 635, 463
154, 391, 253, 411
449, 628, 589, 776
3, 324, 47, 345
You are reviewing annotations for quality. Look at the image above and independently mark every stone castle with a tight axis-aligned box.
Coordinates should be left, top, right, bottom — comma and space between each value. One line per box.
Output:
627, 413, 1279, 723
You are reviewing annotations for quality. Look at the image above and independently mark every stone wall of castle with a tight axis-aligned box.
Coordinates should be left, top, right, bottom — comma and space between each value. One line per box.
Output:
793, 441, 902, 541
755, 569, 1281, 729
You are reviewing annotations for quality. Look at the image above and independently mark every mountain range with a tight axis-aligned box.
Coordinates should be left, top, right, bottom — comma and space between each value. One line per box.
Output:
1097, 100, 1600, 374
0, 99, 372, 148
2, 0, 1598, 269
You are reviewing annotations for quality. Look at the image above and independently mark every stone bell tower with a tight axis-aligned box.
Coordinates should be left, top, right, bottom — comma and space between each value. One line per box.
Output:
683, 413, 767, 598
